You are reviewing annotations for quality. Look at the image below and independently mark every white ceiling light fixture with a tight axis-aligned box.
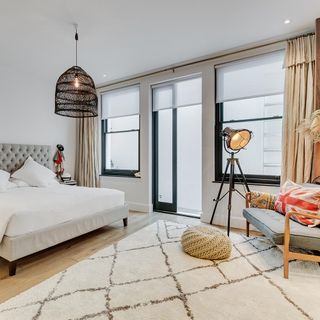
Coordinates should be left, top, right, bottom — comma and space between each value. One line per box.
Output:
284, 19, 291, 24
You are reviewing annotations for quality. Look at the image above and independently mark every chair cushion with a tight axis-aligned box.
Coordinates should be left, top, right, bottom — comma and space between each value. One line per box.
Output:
243, 208, 320, 250
181, 226, 231, 260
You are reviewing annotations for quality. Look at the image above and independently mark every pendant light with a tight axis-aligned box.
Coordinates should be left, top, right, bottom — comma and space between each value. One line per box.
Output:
55, 25, 98, 118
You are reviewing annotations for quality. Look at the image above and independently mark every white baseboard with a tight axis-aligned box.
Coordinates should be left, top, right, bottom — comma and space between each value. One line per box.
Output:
127, 204, 257, 231
201, 214, 257, 231
127, 201, 153, 213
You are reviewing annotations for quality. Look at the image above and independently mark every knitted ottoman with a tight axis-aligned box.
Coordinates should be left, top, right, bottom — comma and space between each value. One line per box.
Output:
181, 225, 232, 260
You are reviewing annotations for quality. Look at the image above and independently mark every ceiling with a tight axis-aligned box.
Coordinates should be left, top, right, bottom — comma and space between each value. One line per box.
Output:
1, 0, 320, 85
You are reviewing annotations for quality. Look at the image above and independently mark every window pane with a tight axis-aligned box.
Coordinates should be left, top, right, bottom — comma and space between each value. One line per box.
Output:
263, 95, 284, 117
158, 109, 173, 203
105, 131, 139, 170
153, 85, 173, 111
102, 86, 139, 119
216, 50, 285, 102
222, 119, 282, 176
108, 115, 139, 132
176, 77, 202, 107
223, 95, 283, 122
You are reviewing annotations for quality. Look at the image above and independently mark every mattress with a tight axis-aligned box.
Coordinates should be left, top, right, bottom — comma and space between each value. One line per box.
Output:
0, 185, 125, 238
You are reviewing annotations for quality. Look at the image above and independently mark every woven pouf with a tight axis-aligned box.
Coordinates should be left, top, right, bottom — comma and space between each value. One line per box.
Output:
181, 225, 232, 260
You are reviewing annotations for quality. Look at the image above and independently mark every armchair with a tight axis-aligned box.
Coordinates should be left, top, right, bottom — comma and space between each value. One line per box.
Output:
244, 191, 320, 279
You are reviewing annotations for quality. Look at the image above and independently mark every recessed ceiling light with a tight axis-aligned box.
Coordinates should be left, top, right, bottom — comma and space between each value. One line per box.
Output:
103, 74, 107, 78
284, 19, 291, 24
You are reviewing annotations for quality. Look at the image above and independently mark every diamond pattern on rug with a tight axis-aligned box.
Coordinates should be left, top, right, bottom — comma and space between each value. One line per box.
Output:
0, 220, 319, 320
0, 303, 41, 320
113, 299, 191, 320
246, 247, 284, 271
265, 267, 320, 320
117, 224, 160, 252
112, 246, 169, 284
187, 276, 306, 320
52, 258, 112, 297
163, 242, 213, 274
0, 273, 62, 311
109, 277, 179, 309
90, 244, 115, 258
40, 291, 107, 320
218, 256, 258, 281
175, 266, 227, 293
236, 239, 269, 255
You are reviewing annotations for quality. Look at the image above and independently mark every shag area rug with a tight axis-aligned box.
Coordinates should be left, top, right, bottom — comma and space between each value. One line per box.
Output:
0, 220, 320, 320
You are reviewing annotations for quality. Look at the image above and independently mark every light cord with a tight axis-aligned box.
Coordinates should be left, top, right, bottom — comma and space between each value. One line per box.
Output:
75, 28, 78, 66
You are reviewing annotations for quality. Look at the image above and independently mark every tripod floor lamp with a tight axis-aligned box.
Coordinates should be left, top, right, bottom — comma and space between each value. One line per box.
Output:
210, 127, 252, 236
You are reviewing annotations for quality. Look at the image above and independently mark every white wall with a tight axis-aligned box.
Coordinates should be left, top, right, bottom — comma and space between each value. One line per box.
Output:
0, 69, 76, 174
98, 41, 285, 229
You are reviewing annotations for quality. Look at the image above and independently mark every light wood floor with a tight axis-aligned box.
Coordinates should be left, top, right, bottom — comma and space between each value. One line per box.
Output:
0, 212, 247, 303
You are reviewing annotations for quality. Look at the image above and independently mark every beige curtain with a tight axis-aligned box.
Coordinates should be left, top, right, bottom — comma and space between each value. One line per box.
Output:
281, 34, 316, 184
74, 118, 99, 187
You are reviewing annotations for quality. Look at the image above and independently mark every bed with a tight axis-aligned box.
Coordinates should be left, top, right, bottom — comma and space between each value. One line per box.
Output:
0, 143, 128, 276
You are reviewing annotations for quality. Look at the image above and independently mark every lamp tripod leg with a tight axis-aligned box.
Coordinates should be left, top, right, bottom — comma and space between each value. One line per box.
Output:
227, 156, 235, 236
210, 159, 230, 225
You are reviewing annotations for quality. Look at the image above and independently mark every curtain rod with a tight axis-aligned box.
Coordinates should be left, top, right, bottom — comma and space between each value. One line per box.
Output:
289, 32, 315, 41
97, 31, 315, 89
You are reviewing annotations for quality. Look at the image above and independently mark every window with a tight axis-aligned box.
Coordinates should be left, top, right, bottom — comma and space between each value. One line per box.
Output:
101, 85, 140, 176
152, 76, 202, 214
215, 51, 285, 185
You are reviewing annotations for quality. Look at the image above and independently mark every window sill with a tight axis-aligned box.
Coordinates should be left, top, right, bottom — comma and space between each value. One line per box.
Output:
100, 174, 141, 179
212, 180, 280, 187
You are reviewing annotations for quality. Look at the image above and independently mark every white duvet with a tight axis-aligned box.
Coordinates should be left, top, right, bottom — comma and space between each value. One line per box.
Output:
0, 185, 125, 241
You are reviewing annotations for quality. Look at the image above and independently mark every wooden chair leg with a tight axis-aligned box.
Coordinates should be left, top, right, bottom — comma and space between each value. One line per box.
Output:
9, 261, 17, 276
246, 220, 250, 237
123, 218, 128, 227
283, 213, 291, 279
283, 248, 289, 279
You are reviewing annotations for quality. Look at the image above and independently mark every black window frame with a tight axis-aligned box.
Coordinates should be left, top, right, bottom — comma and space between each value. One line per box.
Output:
101, 115, 141, 178
215, 102, 282, 186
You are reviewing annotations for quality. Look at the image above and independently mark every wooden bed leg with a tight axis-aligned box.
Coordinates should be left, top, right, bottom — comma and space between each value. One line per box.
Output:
9, 261, 17, 276
246, 220, 250, 237
123, 218, 128, 227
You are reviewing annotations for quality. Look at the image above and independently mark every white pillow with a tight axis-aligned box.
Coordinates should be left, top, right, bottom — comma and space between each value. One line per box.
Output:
0, 170, 10, 192
9, 178, 30, 188
12, 156, 56, 187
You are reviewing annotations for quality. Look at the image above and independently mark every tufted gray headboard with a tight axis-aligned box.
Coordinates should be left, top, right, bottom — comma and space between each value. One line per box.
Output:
0, 144, 52, 173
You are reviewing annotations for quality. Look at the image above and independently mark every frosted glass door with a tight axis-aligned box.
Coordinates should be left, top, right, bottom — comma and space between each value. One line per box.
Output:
177, 105, 202, 215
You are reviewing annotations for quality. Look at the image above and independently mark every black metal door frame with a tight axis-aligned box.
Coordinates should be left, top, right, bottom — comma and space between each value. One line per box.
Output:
153, 109, 177, 213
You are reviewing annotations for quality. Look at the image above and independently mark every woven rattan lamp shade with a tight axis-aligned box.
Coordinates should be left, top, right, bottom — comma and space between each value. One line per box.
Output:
55, 66, 98, 118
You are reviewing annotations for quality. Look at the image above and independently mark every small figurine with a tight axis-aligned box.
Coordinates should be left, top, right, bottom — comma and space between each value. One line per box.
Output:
53, 144, 65, 178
